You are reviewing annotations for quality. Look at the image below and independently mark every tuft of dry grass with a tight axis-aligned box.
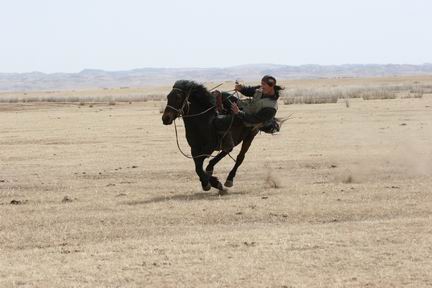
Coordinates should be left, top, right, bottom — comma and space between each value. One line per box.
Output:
283, 95, 339, 105
0, 88, 167, 103
282, 89, 340, 105
281, 81, 432, 105
342, 174, 354, 184
264, 168, 283, 188
402, 93, 423, 99
361, 89, 396, 100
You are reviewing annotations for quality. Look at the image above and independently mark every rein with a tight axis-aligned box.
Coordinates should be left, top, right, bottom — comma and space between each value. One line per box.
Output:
167, 85, 236, 161
173, 119, 216, 159
173, 119, 236, 162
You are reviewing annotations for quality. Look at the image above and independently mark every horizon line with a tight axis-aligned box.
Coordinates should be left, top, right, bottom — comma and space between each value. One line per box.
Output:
2, 62, 432, 75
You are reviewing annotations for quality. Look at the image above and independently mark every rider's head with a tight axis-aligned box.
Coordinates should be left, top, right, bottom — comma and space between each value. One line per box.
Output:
261, 75, 283, 99
261, 75, 276, 95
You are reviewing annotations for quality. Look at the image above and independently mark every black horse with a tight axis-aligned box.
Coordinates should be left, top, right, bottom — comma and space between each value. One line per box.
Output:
162, 80, 258, 193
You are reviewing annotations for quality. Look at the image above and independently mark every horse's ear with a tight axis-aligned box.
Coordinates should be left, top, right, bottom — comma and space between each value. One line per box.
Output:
173, 80, 183, 88
186, 80, 194, 90
174, 80, 192, 90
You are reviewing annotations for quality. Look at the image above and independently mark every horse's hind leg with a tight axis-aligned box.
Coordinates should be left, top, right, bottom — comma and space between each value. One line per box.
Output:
225, 134, 256, 187
205, 151, 228, 176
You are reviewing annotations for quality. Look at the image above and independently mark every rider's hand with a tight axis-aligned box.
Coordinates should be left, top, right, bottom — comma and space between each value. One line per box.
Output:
234, 84, 243, 92
211, 90, 221, 96
231, 102, 240, 114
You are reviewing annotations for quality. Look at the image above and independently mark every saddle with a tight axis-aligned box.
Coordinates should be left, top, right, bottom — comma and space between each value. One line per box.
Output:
211, 90, 238, 114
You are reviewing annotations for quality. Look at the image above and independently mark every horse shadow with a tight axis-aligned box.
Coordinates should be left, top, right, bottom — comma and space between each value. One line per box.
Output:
124, 190, 249, 206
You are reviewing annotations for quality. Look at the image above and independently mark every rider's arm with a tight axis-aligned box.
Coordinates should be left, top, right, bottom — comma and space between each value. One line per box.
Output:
239, 85, 260, 97
236, 107, 276, 124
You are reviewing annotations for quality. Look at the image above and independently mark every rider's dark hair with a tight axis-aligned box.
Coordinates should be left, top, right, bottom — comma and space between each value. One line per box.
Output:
261, 75, 284, 99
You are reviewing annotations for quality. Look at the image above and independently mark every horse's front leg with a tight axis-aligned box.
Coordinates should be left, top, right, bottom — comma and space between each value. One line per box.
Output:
205, 151, 228, 176
193, 153, 224, 192
225, 134, 256, 187
193, 156, 211, 191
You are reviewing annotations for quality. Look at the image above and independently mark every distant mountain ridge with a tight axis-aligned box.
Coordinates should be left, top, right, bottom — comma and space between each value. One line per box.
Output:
1, 64, 432, 92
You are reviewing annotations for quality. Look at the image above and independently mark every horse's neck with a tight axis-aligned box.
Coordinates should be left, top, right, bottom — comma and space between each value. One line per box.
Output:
181, 92, 215, 136
192, 94, 212, 109
184, 96, 213, 116
183, 107, 214, 128
183, 100, 215, 136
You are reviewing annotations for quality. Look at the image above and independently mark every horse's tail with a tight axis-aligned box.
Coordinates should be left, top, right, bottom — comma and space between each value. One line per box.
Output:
269, 117, 287, 134
259, 114, 293, 134
277, 113, 294, 130
275, 117, 288, 129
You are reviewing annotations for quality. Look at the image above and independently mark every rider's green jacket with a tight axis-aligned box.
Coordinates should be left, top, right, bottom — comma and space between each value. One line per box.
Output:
237, 86, 278, 126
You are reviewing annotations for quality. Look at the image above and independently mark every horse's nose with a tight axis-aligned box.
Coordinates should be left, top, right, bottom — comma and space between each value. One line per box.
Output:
162, 112, 173, 125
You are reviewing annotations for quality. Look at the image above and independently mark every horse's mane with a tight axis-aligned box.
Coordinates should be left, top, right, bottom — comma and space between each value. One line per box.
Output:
173, 80, 215, 106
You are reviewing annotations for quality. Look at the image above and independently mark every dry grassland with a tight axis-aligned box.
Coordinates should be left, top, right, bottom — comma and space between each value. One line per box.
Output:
1, 76, 432, 287
2, 75, 432, 104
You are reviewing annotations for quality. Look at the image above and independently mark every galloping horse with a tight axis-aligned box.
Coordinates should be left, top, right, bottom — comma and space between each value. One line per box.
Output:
162, 80, 258, 193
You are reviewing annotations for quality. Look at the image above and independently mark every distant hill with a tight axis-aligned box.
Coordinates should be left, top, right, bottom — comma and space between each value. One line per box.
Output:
1, 64, 432, 92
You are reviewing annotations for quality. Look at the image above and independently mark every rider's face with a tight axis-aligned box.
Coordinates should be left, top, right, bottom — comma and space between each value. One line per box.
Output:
261, 81, 275, 95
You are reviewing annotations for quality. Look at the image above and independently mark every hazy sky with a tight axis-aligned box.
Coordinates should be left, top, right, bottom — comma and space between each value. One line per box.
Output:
1, 0, 431, 73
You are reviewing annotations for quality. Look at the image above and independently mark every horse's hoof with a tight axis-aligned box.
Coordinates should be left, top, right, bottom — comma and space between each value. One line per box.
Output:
217, 182, 228, 195
216, 182, 225, 191
202, 183, 211, 191
224, 180, 234, 187
206, 169, 213, 176
218, 188, 228, 196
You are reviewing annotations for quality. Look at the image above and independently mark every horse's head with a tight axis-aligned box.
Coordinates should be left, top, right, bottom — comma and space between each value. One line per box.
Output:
162, 80, 215, 125
162, 84, 189, 125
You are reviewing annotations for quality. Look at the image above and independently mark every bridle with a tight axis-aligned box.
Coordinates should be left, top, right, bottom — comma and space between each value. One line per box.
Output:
165, 87, 215, 118
164, 87, 191, 117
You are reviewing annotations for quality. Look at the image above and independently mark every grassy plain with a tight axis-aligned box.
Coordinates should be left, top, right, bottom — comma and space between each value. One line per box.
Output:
1, 76, 432, 287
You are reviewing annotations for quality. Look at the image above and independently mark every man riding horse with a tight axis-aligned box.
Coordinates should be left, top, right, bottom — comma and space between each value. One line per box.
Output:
161, 76, 284, 192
